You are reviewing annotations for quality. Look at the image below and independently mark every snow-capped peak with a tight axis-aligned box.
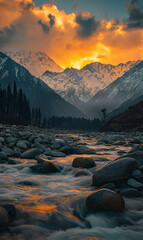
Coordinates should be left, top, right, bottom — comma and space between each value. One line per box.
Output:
4, 50, 64, 77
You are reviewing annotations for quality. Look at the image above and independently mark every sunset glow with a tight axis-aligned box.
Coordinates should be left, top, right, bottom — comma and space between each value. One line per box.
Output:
0, 0, 143, 69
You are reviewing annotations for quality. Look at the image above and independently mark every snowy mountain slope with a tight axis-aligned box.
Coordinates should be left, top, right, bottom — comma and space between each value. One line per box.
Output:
85, 61, 143, 118
41, 61, 140, 108
0, 52, 84, 118
4, 50, 63, 77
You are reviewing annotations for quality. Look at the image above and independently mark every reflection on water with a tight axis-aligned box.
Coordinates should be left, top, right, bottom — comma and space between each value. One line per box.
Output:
0, 134, 143, 240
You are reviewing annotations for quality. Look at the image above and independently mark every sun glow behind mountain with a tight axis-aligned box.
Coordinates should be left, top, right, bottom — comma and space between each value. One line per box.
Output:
0, 0, 143, 69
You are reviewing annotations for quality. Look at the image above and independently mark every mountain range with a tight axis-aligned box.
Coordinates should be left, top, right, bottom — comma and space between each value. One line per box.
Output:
4, 51, 63, 77
0, 52, 84, 118
86, 61, 143, 118
41, 60, 140, 109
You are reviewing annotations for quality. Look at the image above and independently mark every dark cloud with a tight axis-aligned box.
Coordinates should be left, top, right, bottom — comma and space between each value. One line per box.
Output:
19, 1, 35, 11
75, 12, 100, 38
126, 0, 143, 29
0, 24, 16, 46
48, 14, 55, 27
38, 20, 50, 34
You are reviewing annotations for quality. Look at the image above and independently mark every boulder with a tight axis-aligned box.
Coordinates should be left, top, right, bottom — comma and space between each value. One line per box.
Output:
6, 137, 17, 144
86, 189, 125, 212
16, 140, 28, 150
107, 135, 125, 144
2, 204, 16, 221
72, 157, 96, 168
51, 142, 61, 149
129, 145, 143, 153
92, 157, 138, 187
59, 146, 72, 154
2, 147, 14, 156
0, 137, 5, 143
126, 151, 143, 167
14, 147, 21, 158
127, 178, 143, 189
30, 161, 61, 174
0, 206, 9, 226
34, 141, 46, 151
131, 170, 143, 183
44, 148, 66, 157
21, 148, 42, 159
0, 152, 8, 160
129, 138, 141, 144
120, 188, 141, 198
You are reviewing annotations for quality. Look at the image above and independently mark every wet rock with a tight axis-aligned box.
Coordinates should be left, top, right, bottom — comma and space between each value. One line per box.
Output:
2, 147, 14, 157
127, 178, 143, 189
107, 135, 125, 144
126, 151, 143, 167
29, 135, 36, 143
131, 170, 143, 183
0, 206, 9, 226
51, 142, 61, 149
21, 148, 42, 159
120, 188, 141, 198
73, 169, 92, 177
44, 148, 66, 157
0, 137, 4, 143
86, 189, 125, 212
92, 157, 138, 187
72, 157, 96, 168
59, 145, 72, 154
81, 147, 96, 154
34, 141, 46, 152
14, 147, 21, 158
30, 161, 61, 174
6, 137, 17, 144
0, 152, 8, 160
129, 138, 141, 144
51, 139, 66, 150
2, 204, 16, 221
129, 145, 143, 153
19, 131, 31, 139
17, 140, 28, 151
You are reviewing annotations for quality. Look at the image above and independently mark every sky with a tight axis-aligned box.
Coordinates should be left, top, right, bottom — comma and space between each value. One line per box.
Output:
0, 0, 143, 69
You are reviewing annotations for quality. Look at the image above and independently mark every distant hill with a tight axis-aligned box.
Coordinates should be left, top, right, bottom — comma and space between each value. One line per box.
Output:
105, 95, 143, 123
102, 99, 143, 132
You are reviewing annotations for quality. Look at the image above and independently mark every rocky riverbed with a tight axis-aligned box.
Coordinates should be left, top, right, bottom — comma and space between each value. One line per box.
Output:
0, 124, 143, 240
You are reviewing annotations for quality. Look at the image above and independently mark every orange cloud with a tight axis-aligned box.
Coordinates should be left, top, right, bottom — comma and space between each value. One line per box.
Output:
0, 0, 142, 69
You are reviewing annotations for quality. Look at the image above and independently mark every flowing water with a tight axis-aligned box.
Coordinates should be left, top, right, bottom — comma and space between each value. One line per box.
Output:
0, 134, 143, 240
